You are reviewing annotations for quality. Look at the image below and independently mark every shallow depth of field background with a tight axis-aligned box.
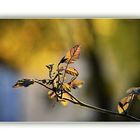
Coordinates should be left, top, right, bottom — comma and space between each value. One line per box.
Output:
0, 19, 140, 121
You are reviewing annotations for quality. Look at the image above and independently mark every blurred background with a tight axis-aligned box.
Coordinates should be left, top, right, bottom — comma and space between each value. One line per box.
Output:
0, 19, 140, 121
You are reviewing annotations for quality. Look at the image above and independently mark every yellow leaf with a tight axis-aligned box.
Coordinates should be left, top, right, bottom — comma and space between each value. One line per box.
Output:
66, 67, 79, 77
65, 45, 80, 64
48, 90, 56, 99
117, 94, 134, 114
70, 80, 84, 89
62, 83, 71, 92
59, 93, 71, 106
60, 100, 69, 106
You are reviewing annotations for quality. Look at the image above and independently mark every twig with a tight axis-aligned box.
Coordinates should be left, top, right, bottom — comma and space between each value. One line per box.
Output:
63, 96, 140, 121
61, 91, 140, 121
14, 45, 140, 121
34, 80, 53, 91
35, 81, 140, 121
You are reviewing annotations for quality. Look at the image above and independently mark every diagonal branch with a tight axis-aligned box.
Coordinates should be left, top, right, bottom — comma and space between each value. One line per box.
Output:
35, 81, 140, 121
34, 80, 53, 91
63, 91, 140, 121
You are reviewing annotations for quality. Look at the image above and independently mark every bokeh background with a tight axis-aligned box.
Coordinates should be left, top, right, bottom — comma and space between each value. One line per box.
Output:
0, 19, 140, 121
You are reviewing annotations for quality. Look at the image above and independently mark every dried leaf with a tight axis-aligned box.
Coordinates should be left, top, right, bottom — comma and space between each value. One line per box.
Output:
13, 79, 34, 88
48, 90, 72, 106
70, 80, 84, 89
46, 64, 54, 70
58, 67, 79, 77
66, 67, 79, 77
62, 83, 71, 92
48, 90, 71, 106
59, 93, 71, 106
59, 56, 68, 64
117, 94, 134, 114
65, 45, 80, 64
126, 87, 140, 95
48, 90, 56, 99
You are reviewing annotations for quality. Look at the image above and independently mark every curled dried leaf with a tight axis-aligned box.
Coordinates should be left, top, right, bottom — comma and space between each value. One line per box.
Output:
69, 80, 84, 89
126, 87, 140, 95
65, 44, 80, 64
13, 79, 34, 88
46, 64, 54, 70
117, 94, 134, 114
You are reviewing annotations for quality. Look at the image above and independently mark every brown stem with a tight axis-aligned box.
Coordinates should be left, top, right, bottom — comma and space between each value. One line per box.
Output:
57, 64, 61, 84
63, 93, 140, 121
35, 79, 140, 121
34, 80, 53, 91
61, 62, 69, 84
77, 100, 140, 121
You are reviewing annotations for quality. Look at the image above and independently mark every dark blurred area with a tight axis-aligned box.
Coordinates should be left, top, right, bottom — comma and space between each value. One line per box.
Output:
0, 19, 140, 121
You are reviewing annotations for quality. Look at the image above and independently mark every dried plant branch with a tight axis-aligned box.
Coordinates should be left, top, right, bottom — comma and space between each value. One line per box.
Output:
70, 97, 140, 121
34, 81, 140, 121
13, 45, 140, 121
34, 80, 53, 91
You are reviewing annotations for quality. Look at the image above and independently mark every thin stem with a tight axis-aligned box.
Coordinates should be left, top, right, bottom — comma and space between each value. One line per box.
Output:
52, 74, 59, 82
35, 79, 62, 100
61, 50, 74, 85
34, 78, 140, 121
59, 60, 70, 98
78, 100, 140, 121
34, 80, 53, 91
57, 64, 62, 84
61, 62, 69, 84
63, 91, 81, 103
63, 93, 140, 121
125, 94, 135, 115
